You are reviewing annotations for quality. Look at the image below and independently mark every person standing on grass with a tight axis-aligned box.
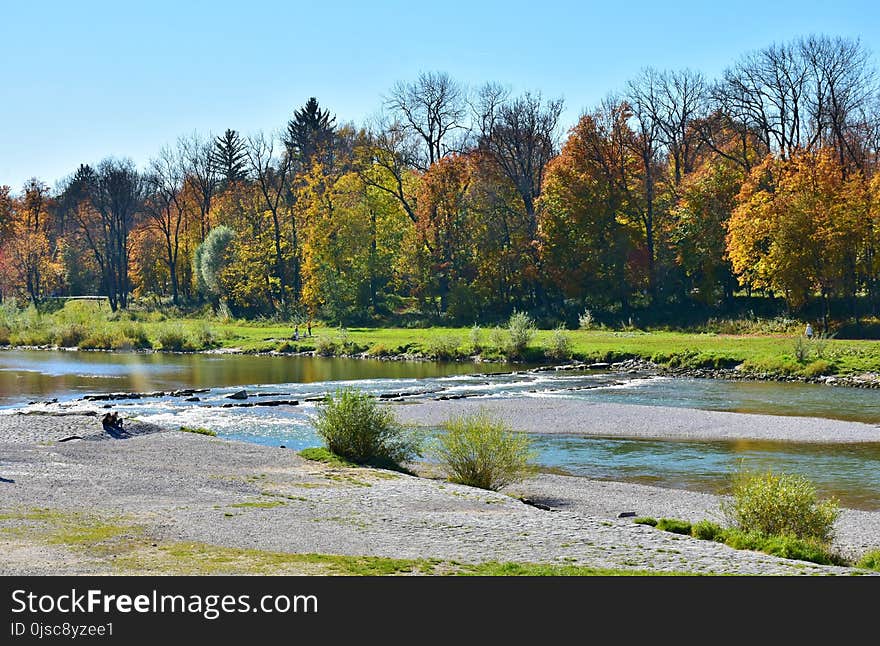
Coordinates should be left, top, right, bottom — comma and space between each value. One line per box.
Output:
805, 323, 814, 339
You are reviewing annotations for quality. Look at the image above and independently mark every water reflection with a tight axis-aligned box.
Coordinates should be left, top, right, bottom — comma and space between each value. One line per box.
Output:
532, 435, 880, 510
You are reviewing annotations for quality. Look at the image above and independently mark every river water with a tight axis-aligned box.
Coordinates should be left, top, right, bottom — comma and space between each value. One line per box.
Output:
2, 350, 879, 509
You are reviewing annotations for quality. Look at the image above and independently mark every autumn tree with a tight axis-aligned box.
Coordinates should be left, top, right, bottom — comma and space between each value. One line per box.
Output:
477, 91, 563, 245
144, 145, 191, 304
727, 148, 868, 327
0, 180, 60, 305
407, 154, 478, 316
245, 132, 295, 311
69, 160, 144, 310
539, 114, 636, 310
357, 121, 421, 225
669, 155, 745, 304
387, 71, 466, 169
474, 90, 563, 308
0, 178, 61, 305
181, 133, 219, 241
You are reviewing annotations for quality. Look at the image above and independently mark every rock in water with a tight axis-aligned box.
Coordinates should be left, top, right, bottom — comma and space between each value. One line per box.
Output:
226, 389, 248, 400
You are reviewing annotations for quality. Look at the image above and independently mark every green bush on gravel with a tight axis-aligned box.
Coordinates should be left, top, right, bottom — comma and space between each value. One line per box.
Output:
655, 518, 693, 535
313, 387, 421, 468
856, 549, 880, 571
722, 470, 840, 543
432, 410, 534, 491
691, 520, 724, 541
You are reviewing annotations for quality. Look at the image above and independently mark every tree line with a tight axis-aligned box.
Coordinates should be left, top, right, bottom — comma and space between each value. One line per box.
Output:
2, 34, 879, 328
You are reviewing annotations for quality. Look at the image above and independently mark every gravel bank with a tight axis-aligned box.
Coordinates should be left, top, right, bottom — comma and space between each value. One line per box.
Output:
1, 414, 877, 575
393, 398, 880, 443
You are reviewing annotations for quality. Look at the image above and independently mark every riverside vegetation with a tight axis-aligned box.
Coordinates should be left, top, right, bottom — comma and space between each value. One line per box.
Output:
306, 391, 535, 492
302, 394, 880, 571
634, 470, 880, 570
3, 301, 880, 382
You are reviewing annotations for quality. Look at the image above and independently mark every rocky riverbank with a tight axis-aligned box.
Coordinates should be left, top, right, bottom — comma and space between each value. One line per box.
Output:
573, 358, 880, 389
1, 412, 877, 575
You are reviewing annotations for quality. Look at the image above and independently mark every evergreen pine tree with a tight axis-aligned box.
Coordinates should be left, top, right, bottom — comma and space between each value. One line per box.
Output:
285, 97, 336, 165
211, 129, 248, 185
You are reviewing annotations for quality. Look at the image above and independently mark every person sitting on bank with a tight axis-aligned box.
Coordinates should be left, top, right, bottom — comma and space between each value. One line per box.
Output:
101, 412, 124, 431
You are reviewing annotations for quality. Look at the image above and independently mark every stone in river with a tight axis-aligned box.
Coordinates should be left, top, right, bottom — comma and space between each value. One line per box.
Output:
226, 389, 248, 400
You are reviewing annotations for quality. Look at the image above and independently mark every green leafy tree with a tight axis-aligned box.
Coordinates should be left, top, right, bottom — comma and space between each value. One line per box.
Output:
194, 225, 235, 308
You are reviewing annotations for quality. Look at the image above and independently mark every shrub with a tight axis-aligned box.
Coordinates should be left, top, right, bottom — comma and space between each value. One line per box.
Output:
545, 325, 572, 361
721, 470, 840, 543
156, 324, 192, 351
802, 359, 833, 377
314, 335, 338, 356
506, 311, 535, 358
655, 518, 693, 535
79, 330, 118, 350
469, 324, 483, 354
424, 335, 461, 360
120, 323, 151, 349
366, 343, 390, 357
633, 517, 657, 527
488, 326, 508, 355
856, 549, 880, 571
313, 387, 420, 467
720, 529, 844, 566
190, 323, 218, 349
793, 335, 810, 363
337, 327, 351, 352
578, 309, 595, 330
52, 323, 89, 347
432, 410, 534, 491
691, 520, 724, 541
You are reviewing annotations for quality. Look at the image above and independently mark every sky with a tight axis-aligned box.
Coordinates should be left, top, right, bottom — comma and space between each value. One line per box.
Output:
2, 0, 879, 190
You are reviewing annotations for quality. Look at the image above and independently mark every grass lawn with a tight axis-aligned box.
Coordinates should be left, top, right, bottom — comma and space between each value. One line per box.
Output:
2, 301, 879, 377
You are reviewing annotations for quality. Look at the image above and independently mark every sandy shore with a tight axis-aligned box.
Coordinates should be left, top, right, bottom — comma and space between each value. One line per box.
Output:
393, 397, 880, 443
1, 412, 877, 576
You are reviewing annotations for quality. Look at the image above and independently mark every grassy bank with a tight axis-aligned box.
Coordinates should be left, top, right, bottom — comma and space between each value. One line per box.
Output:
2, 301, 880, 378
0, 507, 680, 576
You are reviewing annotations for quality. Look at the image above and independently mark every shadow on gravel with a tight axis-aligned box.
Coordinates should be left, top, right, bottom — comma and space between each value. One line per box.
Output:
519, 497, 562, 511
96, 421, 164, 441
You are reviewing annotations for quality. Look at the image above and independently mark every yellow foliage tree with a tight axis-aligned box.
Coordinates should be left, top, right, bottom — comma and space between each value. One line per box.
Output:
727, 148, 869, 325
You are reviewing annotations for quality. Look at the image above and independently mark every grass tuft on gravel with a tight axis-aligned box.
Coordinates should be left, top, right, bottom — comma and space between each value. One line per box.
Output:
299, 447, 357, 467
179, 426, 217, 437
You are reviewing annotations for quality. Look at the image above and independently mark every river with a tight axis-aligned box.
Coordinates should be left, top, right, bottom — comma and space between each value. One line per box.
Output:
2, 349, 879, 509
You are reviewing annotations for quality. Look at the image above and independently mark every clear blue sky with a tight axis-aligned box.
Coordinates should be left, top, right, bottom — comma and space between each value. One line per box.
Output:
1, 0, 878, 190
